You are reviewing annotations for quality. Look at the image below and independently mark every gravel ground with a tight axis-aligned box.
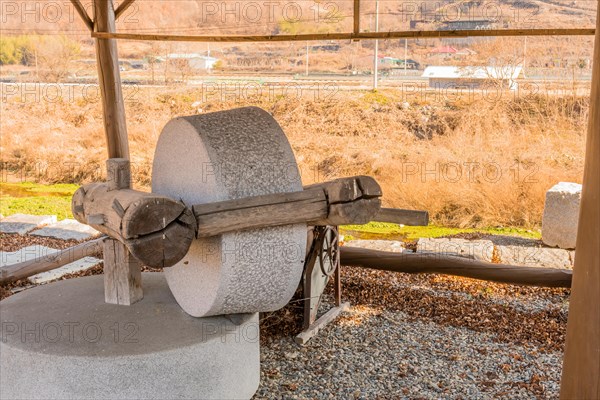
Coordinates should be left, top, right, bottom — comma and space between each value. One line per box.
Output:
0, 232, 81, 252
257, 239, 569, 400
257, 265, 568, 399
1, 233, 569, 399
257, 307, 562, 399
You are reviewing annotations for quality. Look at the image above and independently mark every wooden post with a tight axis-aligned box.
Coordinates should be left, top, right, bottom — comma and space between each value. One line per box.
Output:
353, 0, 360, 35
103, 238, 143, 305
94, 0, 129, 160
93, 1, 139, 305
106, 158, 131, 190
560, 2, 600, 397
103, 159, 143, 305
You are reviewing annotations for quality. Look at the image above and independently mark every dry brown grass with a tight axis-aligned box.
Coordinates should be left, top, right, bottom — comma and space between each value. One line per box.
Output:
0, 86, 587, 229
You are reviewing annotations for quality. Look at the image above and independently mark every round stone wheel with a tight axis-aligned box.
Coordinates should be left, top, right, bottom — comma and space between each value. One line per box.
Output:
0, 273, 260, 400
152, 107, 307, 317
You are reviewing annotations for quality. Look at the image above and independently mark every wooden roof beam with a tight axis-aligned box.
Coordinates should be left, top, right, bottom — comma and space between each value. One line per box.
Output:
115, 0, 137, 20
69, 0, 93, 31
92, 28, 595, 43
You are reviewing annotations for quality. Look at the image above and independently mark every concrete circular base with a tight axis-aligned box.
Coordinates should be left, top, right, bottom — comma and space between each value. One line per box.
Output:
0, 273, 260, 400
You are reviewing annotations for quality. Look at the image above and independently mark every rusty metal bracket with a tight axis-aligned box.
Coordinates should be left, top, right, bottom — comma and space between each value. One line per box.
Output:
296, 226, 349, 345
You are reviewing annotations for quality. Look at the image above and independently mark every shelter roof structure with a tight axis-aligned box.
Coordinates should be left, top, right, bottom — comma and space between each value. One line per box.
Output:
57, 1, 600, 397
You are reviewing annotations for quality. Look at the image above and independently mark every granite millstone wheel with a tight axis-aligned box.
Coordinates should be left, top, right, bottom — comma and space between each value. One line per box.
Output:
152, 107, 307, 317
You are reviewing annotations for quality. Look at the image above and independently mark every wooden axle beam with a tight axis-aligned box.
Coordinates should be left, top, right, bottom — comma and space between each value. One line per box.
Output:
92, 28, 595, 43
72, 176, 382, 268
72, 183, 197, 268
197, 176, 382, 234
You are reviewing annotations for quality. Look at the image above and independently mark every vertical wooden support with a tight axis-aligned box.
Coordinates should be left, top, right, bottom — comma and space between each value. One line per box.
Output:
560, 3, 600, 397
93, 1, 139, 305
94, 0, 129, 160
103, 238, 143, 305
353, 0, 360, 35
103, 159, 143, 305
106, 158, 131, 190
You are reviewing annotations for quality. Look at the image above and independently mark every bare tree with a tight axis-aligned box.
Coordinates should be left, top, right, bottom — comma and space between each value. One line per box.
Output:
471, 38, 524, 90
145, 42, 164, 85
35, 35, 80, 82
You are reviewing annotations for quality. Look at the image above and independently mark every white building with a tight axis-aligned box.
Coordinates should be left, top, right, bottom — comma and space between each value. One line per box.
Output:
165, 53, 219, 70
422, 65, 523, 90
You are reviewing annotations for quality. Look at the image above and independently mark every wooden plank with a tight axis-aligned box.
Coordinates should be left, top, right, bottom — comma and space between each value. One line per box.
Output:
92, 28, 595, 43
114, 0, 136, 19
341, 247, 572, 288
374, 208, 429, 226
94, 0, 129, 159
353, 0, 360, 35
69, 0, 93, 31
295, 302, 350, 345
106, 158, 131, 191
103, 238, 143, 305
560, 1, 600, 397
0, 237, 105, 284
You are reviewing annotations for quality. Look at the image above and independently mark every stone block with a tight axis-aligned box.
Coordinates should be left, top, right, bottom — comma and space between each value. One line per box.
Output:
30, 219, 100, 241
417, 238, 494, 262
0, 214, 57, 235
496, 245, 573, 269
344, 240, 404, 253
542, 182, 581, 249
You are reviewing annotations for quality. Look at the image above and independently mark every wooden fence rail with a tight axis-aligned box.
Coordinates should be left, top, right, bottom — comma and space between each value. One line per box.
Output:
341, 246, 572, 288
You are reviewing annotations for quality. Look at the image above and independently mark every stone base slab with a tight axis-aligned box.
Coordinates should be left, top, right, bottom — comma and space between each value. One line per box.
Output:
0, 273, 260, 400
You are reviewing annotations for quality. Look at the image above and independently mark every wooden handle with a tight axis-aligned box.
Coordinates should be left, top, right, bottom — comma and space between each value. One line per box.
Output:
374, 208, 429, 226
